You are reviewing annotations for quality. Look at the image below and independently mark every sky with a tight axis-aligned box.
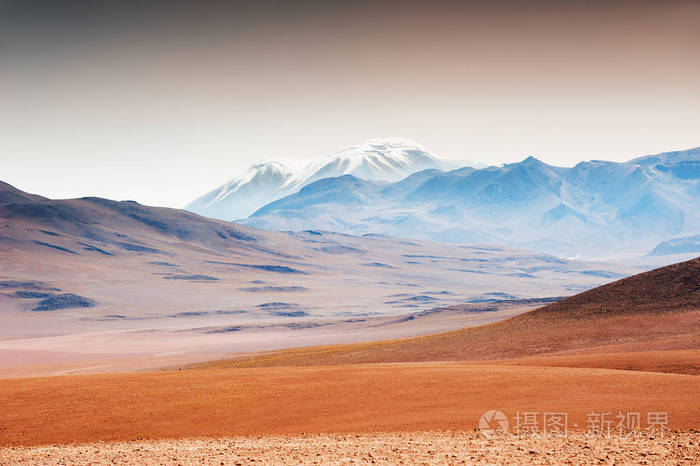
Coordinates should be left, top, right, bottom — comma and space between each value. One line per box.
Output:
1, 0, 699, 208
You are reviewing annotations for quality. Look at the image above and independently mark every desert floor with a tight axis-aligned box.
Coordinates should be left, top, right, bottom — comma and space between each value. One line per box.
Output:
0, 301, 540, 378
0, 362, 698, 446
1, 431, 698, 465
0, 260, 697, 464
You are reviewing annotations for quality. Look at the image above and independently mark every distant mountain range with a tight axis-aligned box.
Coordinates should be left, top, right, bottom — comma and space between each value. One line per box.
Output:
650, 234, 700, 256
186, 139, 460, 221
234, 146, 700, 259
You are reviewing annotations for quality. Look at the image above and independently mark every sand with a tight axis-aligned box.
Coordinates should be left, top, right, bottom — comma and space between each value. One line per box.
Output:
0, 363, 698, 447
1, 431, 697, 465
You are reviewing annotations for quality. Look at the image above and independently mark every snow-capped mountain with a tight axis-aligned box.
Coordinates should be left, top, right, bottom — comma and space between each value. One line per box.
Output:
186, 162, 293, 221
279, 138, 446, 191
186, 138, 449, 220
243, 147, 700, 259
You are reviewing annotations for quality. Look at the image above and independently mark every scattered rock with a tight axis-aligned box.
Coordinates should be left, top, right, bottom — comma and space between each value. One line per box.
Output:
162, 274, 219, 281
32, 294, 96, 311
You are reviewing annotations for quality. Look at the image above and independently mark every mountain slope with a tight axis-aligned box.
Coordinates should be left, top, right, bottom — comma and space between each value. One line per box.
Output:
0, 181, 46, 205
244, 147, 700, 258
0, 180, 640, 371
185, 162, 293, 221
650, 234, 700, 256
211, 257, 700, 370
185, 139, 447, 221
252, 175, 385, 216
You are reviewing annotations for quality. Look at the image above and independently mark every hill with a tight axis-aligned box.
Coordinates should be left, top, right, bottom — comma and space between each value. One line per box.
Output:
0, 181, 46, 205
207, 257, 700, 371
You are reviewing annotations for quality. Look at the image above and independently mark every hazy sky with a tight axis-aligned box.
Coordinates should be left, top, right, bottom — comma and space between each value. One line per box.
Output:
2, 0, 699, 207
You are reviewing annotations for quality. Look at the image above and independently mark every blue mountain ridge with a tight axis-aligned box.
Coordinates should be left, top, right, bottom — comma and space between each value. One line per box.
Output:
242, 147, 700, 259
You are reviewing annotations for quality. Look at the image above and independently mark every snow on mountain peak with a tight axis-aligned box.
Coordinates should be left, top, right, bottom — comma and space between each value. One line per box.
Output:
248, 160, 290, 172
281, 138, 442, 190
210, 161, 292, 203
187, 139, 447, 220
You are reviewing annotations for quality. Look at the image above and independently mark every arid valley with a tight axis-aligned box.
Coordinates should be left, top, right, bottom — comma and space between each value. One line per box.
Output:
0, 180, 699, 464
2, 1, 700, 463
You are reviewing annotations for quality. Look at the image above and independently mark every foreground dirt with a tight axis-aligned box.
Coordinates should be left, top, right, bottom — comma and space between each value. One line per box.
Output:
1, 363, 698, 447
1, 431, 698, 465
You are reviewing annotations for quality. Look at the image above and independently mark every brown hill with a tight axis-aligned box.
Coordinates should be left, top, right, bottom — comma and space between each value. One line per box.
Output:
0, 182, 263, 252
0, 181, 46, 205
206, 257, 700, 370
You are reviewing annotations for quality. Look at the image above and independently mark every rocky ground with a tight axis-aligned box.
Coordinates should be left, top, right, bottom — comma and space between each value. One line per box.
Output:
1, 431, 697, 465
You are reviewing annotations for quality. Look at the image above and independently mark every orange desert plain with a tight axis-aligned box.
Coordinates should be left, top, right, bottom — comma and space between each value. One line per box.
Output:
0, 258, 698, 464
